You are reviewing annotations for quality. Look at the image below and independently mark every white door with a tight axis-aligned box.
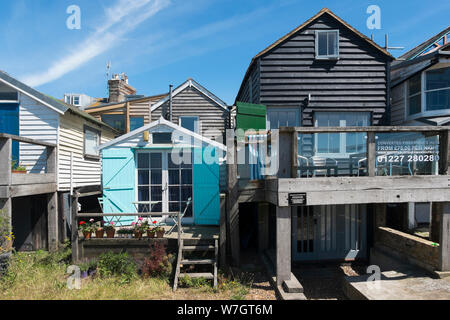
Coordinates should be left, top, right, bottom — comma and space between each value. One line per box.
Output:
136, 150, 193, 224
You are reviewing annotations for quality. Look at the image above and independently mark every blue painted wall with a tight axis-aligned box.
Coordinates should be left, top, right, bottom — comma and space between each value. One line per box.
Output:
102, 148, 136, 226
0, 103, 19, 163
193, 146, 220, 225
101, 146, 220, 226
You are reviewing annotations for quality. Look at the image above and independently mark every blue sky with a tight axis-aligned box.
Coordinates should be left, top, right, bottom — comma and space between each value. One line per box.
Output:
0, 0, 448, 105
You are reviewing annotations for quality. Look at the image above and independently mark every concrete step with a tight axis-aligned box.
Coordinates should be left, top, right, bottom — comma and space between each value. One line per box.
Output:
282, 278, 304, 293
183, 245, 215, 252
181, 259, 215, 265
180, 272, 214, 280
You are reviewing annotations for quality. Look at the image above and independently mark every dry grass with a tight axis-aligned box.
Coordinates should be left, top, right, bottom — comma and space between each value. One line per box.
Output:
0, 249, 254, 300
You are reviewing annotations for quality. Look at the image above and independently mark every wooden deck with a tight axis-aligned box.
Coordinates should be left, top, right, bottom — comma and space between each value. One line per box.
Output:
76, 225, 219, 263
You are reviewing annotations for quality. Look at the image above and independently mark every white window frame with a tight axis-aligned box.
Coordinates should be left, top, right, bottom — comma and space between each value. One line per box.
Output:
179, 116, 200, 134
314, 112, 371, 158
404, 65, 450, 121
72, 95, 80, 106
266, 107, 301, 129
315, 30, 339, 60
83, 125, 101, 159
135, 149, 194, 224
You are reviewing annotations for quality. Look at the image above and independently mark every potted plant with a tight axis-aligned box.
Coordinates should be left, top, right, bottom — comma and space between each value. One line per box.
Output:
103, 222, 116, 238
149, 220, 165, 238
95, 226, 104, 238
132, 218, 149, 239
79, 219, 96, 239
11, 161, 27, 174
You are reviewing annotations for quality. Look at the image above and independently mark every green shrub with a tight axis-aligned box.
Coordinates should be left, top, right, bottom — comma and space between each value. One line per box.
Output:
178, 275, 210, 288
97, 252, 137, 283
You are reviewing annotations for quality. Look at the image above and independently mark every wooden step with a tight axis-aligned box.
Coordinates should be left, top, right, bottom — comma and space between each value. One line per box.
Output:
180, 272, 214, 279
182, 245, 215, 251
181, 259, 215, 265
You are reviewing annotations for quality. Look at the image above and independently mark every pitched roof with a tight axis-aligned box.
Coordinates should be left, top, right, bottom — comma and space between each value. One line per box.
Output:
150, 78, 229, 112
235, 8, 394, 103
0, 70, 67, 114
398, 26, 450, 61
85, 93, 168, 113
98, 116, 227, 151
0, 70, 117, 132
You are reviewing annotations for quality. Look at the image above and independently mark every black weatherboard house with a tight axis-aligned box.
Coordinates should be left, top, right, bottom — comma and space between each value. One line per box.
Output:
228, 8, 450, 299
236, 7, 394, 128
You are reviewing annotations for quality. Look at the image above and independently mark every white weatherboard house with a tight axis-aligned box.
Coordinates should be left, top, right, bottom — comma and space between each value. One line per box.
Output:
98, 117, 227, 226
0, 70, 117, 250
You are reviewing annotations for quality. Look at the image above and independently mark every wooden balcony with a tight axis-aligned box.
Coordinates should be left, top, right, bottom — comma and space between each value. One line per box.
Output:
0, 133, 57, 198
232, 126, 450, 207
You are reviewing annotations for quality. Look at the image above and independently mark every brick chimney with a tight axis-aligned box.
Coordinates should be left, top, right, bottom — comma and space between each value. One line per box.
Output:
108, 73, 137, 103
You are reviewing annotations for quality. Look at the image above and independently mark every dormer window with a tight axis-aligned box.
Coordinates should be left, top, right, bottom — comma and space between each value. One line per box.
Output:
315, 30, 339, 60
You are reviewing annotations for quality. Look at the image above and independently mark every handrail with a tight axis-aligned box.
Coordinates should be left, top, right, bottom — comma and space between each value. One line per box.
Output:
0, 133, 57, 147
280, 126, 450, 133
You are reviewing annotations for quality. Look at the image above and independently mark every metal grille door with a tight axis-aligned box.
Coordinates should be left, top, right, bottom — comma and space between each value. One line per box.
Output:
293, 205, 367, 261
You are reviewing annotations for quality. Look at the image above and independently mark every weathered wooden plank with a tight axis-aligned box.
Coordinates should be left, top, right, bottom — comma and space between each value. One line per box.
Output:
277, 176, 450, 193
11, 173, 56, 185
47, 192, 58, 252
276, 206, 291, 286
276, 188, 450, 207
439, 203, 450, 271
367, 131, 376, 177
0, 133, 56, 147
280, 126, 448, 133
9, 183, 57, 198
0, 138, 12, 187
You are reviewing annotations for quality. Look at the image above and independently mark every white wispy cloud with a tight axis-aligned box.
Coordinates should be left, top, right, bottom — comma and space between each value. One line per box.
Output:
21, 0, 170, 87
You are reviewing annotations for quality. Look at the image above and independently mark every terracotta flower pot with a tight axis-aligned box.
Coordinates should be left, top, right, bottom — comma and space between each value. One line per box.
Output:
95, 230, 104, 238
106, 229, 115, 238
156, 229, 165, 238
83, 231, 92, 240
147, 230, 156, 238
134, 231, 143, 239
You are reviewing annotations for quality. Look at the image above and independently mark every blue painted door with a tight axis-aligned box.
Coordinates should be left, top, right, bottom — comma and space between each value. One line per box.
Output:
102, 148, 136, 226
193, 147, 220, 225
0, 103, 19, 163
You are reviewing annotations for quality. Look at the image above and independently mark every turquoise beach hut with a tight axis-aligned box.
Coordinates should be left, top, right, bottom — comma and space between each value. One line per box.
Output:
98, 117, 226, 226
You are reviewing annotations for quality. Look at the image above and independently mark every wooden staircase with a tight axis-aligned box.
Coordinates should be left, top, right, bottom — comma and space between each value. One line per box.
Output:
173, 239, 218, 291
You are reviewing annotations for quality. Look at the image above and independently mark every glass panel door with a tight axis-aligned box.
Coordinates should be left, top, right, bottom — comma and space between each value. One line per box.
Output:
137, 152, 163, 213
168, 152, 193, 223
137, 150, 193, 223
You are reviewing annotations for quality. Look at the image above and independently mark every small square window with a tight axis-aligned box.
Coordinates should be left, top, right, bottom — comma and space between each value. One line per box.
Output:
153, 132, 172, 144
179, 116, 199, 134
72, 96, 80, 106
315, 30, 339, 59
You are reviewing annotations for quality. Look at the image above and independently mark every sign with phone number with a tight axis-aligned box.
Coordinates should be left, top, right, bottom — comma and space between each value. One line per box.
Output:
377, 154, 440, 164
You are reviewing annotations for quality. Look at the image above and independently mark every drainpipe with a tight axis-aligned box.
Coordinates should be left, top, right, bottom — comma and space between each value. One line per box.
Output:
169, 84, 173, 122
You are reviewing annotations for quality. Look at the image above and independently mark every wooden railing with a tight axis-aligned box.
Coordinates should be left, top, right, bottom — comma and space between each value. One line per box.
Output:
278, 126, 450, 179
0, 133, 57, 197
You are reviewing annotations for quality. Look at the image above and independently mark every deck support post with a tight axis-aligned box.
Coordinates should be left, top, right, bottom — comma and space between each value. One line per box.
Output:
258, 202, 269, 253
431, 203, 441, 243
367, 132, 376, 177
439, 203, 450, 271
374, 203, 386, 228
71, 192, 79, 264
47, 192, 58, 252
227, 131, 240, 266
276, 206, 291, 286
